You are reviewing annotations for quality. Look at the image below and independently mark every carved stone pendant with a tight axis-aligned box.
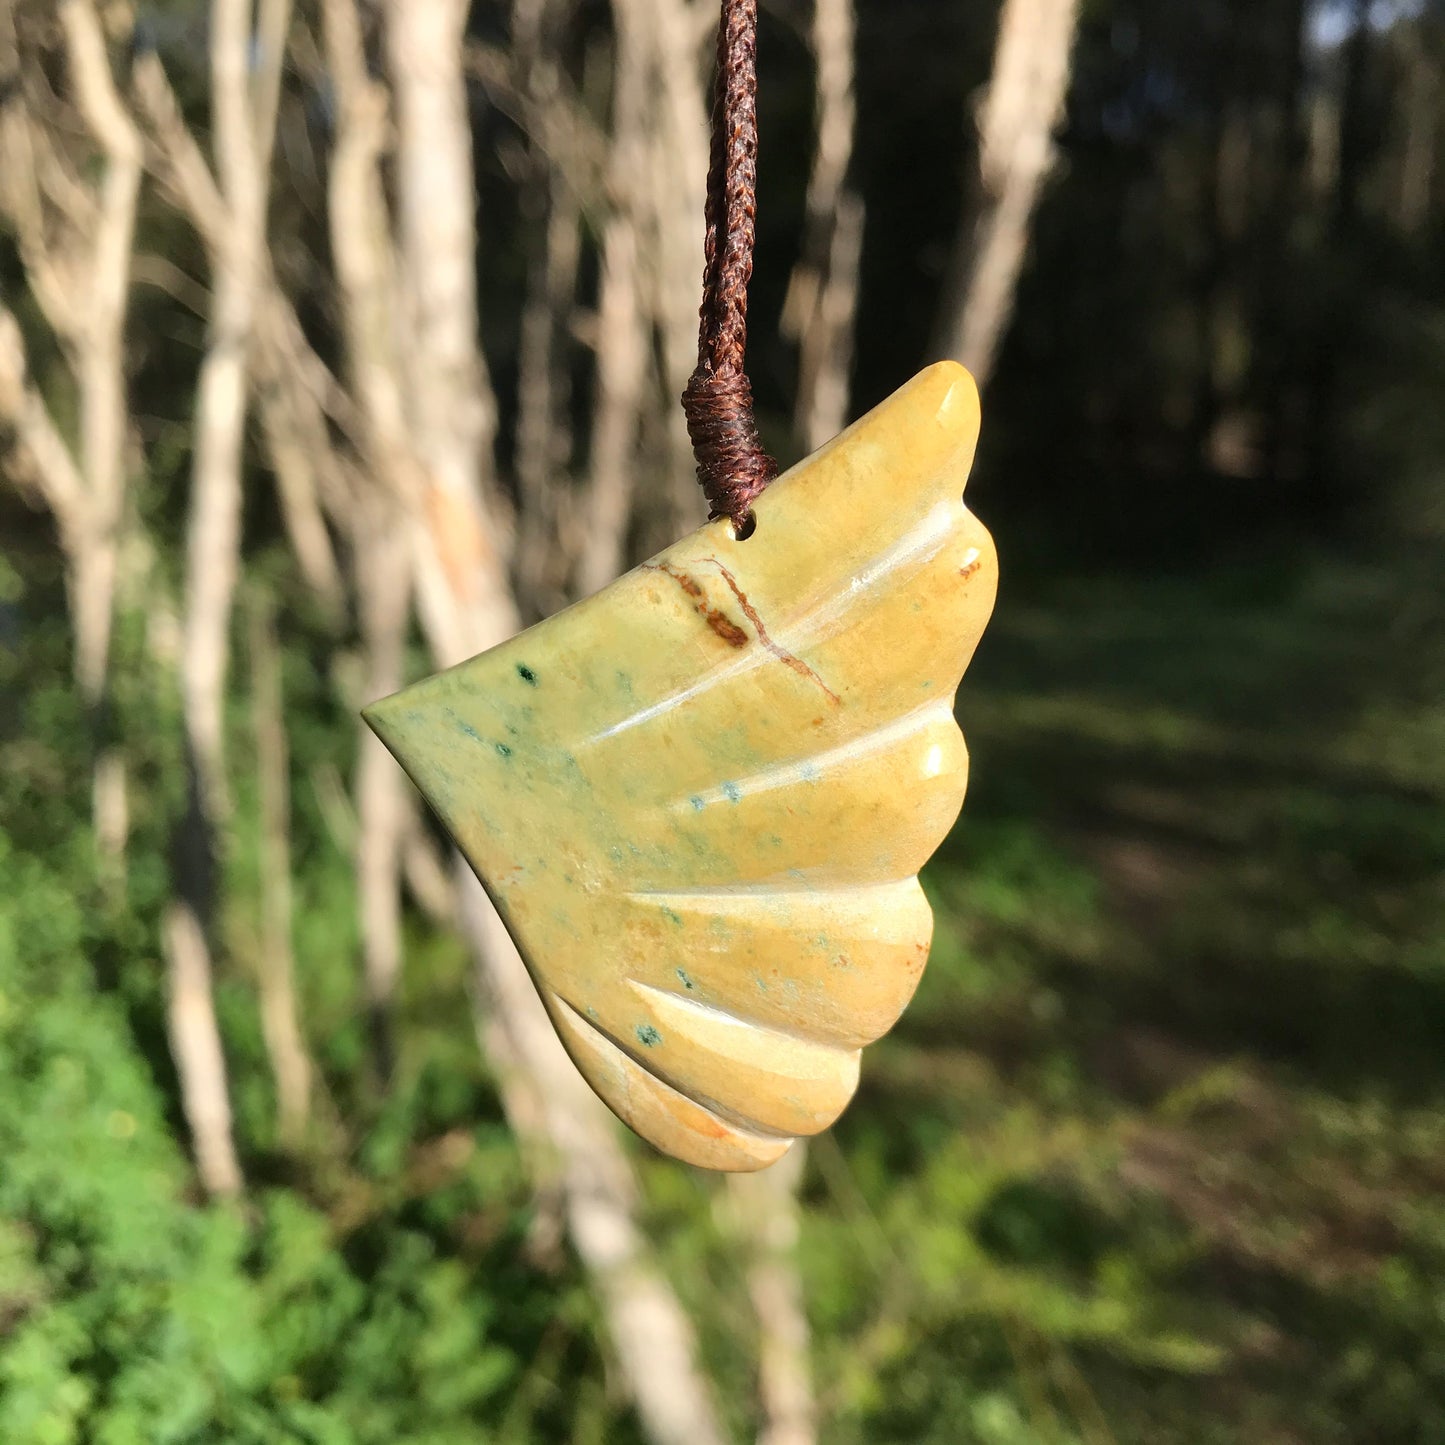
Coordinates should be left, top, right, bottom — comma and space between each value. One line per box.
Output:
365, 361, 997, 1170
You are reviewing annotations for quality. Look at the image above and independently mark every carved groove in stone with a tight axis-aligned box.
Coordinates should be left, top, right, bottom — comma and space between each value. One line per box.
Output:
365, 362, 997, 1170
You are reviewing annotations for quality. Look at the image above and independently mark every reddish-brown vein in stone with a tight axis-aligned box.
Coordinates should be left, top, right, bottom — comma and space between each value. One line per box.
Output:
643, 563, 749, 647
704, 556, 841, 705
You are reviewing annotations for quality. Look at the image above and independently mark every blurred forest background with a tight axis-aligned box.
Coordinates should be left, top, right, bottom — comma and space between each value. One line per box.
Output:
2, 0, 1444, 1441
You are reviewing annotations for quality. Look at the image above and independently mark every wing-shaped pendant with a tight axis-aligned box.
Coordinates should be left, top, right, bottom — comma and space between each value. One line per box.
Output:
364, 361, 997, 1170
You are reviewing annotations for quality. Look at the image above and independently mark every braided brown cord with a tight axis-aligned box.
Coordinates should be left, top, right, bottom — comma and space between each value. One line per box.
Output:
683, 0, 778, 529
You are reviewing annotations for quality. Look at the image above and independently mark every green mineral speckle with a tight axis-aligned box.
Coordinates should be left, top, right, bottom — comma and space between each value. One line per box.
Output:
495, 742, 512, 758
636, 1024, 662, 1048
517, 663, 538, 685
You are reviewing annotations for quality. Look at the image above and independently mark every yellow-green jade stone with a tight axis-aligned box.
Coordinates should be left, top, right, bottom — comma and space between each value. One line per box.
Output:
365, 361, 997, 1170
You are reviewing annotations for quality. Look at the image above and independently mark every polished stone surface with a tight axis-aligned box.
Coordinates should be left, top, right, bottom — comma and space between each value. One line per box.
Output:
365, 361, 997, 1169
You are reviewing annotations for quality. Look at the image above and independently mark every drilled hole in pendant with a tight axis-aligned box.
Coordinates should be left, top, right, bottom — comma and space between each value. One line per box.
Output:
731, 509, 758, 542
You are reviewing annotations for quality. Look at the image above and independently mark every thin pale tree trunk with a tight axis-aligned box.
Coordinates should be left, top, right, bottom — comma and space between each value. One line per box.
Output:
167, 0, 292, 1197
184, 0, 288, 821
131, 38, 347, 621
510, 0, 582, 618
783, 0, 864, 454
65, 0, 140, 873
424, 534, 730, 1445
728, 1147, 817, 1445
249, 593, 315, 1147
934, 0, 1080, 388
385, 0, 508, 523
578, 6, 649, 595
355, 510, 412, 1080
457, 873, 730, 1445
728, 2, 870, 1433
0, 2, 146, 869
639, 0, 712, 547
163, 900, 244, 1196
58, 0, 142, 706
323, 8, 730, 1437
514, 178, 582, 619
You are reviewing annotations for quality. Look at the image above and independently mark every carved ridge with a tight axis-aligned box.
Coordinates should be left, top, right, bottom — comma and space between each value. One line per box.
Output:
550, 993, 798, 1142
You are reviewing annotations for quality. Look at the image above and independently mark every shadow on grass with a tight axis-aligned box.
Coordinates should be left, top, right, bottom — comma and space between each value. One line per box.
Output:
823, 551, 1445, 1443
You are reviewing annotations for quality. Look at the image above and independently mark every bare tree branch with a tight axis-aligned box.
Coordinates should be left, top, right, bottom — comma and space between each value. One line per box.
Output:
254, 378, 349, 617
933, 0, 1081, 387
133, 50, 229, 242
466, 40, 610, 216
0, 3, 87, 344
0, 304, 89, 544
134, 43, 354, 621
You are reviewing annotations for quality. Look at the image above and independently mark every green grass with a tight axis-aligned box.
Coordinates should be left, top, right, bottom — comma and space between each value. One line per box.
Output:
808, 549, 1445, 1445
3, 544, 1442, 1443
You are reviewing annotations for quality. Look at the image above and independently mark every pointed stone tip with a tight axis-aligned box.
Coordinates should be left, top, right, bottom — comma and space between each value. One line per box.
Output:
921, 358, 980, 427
920, 357, 974, 387
360, 692, 402, 750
